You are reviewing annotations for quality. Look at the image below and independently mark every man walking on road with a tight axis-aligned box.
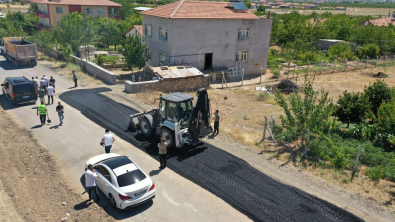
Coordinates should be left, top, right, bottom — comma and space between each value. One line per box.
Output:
37, 102, 48, 125
47, 85, 55, 105
85, 164, 100, 202
56, 102, 64, 125
43, 75, 49, 87
101, 129, 115, 153
40, 77, 47, 94
213, 110, 220, 135
158, 138, 168, 169
37, 88, 46, 104
31, 77, 38, 90
49, 76, 55, 89
72, 70, 78, 87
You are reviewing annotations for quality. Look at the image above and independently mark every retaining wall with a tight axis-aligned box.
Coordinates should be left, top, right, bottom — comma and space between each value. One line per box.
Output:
125, 74, 210, 93
71, 55, 117, 85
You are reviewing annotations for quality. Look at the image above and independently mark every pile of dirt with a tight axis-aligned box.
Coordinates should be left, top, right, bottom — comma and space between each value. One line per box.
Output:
0, 109, 114, 222
267, 79, 299, 94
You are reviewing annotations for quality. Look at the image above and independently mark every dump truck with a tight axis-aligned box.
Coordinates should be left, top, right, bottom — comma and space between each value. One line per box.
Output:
129, 88, 213, 148
0, 37, 38, 67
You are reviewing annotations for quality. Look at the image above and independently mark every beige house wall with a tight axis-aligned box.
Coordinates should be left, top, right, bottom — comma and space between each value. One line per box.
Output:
48, 4, 69, 27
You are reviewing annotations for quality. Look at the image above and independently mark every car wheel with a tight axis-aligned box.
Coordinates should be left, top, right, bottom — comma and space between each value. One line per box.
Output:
109, 193, 117, 208
160, 127, 175, 149
139, 117, 153, 137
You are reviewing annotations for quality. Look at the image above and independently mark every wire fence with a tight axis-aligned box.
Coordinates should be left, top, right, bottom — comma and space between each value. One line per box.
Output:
209, 55, 395, 89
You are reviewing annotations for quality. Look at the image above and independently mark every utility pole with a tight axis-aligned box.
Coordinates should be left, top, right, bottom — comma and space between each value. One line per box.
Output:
80, 9, 88, 66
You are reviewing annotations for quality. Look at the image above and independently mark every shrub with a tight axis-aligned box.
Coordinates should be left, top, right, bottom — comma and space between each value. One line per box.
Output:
20, 0, 25, 5
366, 166, 383, 181
272, 69, 280, 79
364, 79, 393, 116
269, 48, 279, 56
258, 92, 269, 101
359, 44, 380, 59
328, 43, 355, 61
299, 51, 318, 63
335, 91, 371, 126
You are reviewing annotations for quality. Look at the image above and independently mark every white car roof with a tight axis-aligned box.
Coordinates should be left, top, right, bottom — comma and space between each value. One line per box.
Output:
112, 163, 138, 176
86, 153, 121, 166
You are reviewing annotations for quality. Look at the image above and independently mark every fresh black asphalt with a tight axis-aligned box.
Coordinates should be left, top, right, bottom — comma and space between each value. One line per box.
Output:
60, 87, 363, 222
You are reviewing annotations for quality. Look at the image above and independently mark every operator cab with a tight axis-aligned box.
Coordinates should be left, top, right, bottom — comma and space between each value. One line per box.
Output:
158, 92, 194, 128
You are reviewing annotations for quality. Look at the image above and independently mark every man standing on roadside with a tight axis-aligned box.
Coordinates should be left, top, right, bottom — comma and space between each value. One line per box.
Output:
56, 102, 64, 125
37, 88, 45, 104
47, 84, 55, 105
36, 102, 47, 125
72, 70, 78, 87
158, 138, 168, 169
31, 77, 38, 90
213, 110, 220, 135
49, 76, 55, 89
85, 164, 100, 202
101, 129, 115, 153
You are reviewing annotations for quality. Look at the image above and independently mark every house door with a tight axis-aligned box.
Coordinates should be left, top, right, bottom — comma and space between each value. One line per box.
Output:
204, 53, 213, 70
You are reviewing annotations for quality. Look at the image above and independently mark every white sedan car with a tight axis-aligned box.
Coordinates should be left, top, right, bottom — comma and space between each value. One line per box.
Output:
85, 153, 156, 209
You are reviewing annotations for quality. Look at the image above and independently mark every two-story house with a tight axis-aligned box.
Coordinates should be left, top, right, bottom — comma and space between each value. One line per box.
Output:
140, 0, 272, 75
32, 0, 121, 30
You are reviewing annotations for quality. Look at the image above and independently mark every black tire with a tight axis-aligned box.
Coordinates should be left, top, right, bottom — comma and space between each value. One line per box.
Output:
139, 117, 153, 137
109, 193, 117, 208
160, 127, 175, 149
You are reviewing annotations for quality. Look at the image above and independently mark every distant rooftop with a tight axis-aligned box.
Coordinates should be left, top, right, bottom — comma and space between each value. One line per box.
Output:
141, 0, 258, 20
31, 0, 121, 6
134, 7, 152, 11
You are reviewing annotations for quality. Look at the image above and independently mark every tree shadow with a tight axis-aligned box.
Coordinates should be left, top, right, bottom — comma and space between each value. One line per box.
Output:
259, 142, 303, 168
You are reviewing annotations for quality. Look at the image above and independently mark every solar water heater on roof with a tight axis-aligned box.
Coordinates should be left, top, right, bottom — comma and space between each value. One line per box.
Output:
230, 1, 248, 10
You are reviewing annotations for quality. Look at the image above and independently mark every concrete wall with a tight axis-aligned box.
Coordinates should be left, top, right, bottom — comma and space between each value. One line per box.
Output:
124, 74, 210, 94
71, 55, 117, 85
142, 15, 272, 74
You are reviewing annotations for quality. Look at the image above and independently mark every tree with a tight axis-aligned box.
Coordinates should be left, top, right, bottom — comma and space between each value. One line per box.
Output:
377, 100, 395, 142
96, 17, 122, 50
274, 81, 334, 143
120, 34, 147, 70
30, 30, 57, 53
335, 91, 371, 126
364, 79, 393, 116
328, 43, 355, 60
358, 44, 380, 59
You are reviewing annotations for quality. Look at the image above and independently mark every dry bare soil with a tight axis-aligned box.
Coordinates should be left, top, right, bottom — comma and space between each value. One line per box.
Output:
0, 104, 114, 222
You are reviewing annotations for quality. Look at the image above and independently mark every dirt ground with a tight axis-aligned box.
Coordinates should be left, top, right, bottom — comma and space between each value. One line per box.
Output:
0, 105, 114, 222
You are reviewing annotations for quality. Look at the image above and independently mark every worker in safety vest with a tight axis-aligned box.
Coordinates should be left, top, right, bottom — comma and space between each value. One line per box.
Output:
37, 102, 48, 125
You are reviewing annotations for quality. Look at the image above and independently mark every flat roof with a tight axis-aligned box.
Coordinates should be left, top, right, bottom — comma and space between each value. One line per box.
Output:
152, 66, 204, 79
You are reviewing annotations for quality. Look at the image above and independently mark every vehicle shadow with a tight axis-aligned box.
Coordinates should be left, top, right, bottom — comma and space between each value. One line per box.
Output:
0, 60, 35, 71
78, 175, 153, 220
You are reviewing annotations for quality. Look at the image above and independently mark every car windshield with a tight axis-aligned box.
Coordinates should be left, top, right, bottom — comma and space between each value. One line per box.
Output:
117, 170, 146, 187
14, 84, 35, 93
178, 100, 193, 124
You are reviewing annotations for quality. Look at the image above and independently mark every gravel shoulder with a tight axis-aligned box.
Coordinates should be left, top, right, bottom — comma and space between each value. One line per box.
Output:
0, 106, 114, 222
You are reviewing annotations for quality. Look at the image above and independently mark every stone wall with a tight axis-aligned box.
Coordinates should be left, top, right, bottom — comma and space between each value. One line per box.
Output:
125, 74, 210, 93
72, 55, 117, 85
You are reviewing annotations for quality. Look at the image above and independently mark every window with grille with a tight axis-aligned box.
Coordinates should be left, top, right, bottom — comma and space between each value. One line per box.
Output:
236, 51, 247, 61
159, 27, 168, 41
238, 28, 249, 39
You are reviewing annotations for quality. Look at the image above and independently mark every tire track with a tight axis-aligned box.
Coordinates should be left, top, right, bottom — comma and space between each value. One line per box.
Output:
59, 88, 363, 222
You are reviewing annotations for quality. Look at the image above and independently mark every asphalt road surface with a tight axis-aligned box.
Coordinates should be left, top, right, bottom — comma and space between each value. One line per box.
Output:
60, 87, 364, 222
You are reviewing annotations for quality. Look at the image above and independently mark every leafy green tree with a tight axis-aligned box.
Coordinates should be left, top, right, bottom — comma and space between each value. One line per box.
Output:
364, 80, 393, 116
120, 34, 148, 70
358, 44, 380, 59
274, 81, 334, 143
30, 30, 57, 53
335, 91, 371, 126
59, 43, 73, 62
376, 100, 395, 138
328, 43, 355, 60
96, 17, 122, 49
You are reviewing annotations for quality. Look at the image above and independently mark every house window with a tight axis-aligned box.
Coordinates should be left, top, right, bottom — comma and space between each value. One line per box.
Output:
145, 24, 152, 36
43, 4, 48, 15
160, 52, 167, 66
86, 8, 93, 15
56, 7, 63, 14
44, 18, 50, 29
159, 27, 167, 41
109, 8, 119, 15
98, 8, 104, 15
236, 51, 247, 61
238, 28, 249, 39
146, 48, 151, 59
